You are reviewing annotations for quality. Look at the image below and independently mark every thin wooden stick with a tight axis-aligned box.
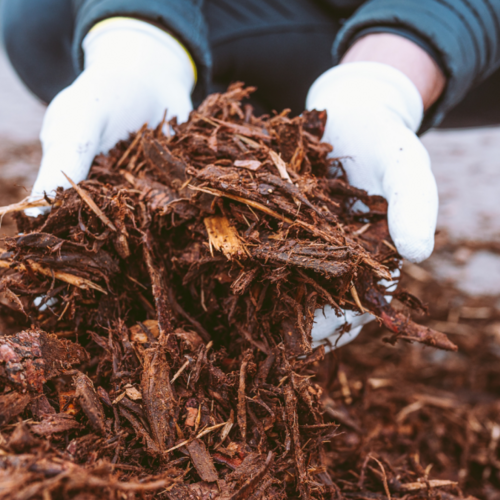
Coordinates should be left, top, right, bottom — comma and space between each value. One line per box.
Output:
62, 172, 117, 232
170, 359, 190, 383
0, 258, 107, 294
116, 124, 147, 169
350, 283, 367, 313
164, 422, 226, 453
0, 197, 49, 217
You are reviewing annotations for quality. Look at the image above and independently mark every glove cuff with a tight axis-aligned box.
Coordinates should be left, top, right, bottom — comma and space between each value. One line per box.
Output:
82, 17, 196, 93
306, 62, 423, 133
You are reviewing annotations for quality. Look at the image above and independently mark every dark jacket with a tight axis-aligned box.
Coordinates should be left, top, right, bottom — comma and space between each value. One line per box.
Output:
65, 0, 500, 127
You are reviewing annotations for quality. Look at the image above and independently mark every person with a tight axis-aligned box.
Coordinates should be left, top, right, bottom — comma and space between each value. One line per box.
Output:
2, 0, 500, 348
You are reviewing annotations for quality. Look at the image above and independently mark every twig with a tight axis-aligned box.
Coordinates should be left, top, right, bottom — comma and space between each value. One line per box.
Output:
21, 260, 107, 294
188, 185, 342, 245
370, 456, 391, 500
238, 352, 252, 441
0, 197, 50, 217
171, 359, 190, 383
164, 422, 226, 453
398, 479, 458, 491
62, 171, 117, 231
116, 124, 147, 169
350, 283, 367, 313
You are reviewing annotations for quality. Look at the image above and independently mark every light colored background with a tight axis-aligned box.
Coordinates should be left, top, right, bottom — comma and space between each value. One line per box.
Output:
1, 39, 500, 297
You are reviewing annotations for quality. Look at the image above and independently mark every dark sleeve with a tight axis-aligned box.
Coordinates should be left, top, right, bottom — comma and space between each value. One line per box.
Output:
332, 0, 500, 131
71, 0, 211, 100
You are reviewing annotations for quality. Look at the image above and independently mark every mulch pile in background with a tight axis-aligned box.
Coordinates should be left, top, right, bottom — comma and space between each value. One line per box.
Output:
0, 84, 480, 500
320, 264, 500, 500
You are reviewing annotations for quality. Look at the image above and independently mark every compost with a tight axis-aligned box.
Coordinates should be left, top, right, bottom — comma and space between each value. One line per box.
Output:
0, 84, 465, 499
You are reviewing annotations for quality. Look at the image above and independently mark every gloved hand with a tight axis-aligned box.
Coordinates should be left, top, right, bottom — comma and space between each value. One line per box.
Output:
308, 62, 438, 349
26, 18, 195, 217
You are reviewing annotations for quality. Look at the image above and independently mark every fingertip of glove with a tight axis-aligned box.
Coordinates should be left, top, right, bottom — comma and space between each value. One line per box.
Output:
394, 236, 434, 263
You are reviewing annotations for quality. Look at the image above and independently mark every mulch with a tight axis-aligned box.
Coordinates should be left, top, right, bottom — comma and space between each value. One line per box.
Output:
0, 84, 490, 500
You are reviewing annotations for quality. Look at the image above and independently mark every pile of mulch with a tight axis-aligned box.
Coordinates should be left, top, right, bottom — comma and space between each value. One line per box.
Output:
0, 84, 461, 499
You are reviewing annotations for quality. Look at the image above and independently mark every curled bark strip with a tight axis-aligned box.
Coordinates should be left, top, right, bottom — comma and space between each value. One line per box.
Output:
142, 231, 177, 350
381, 310, 458, 352
187, 439, 218, 482
238, 351, 253, 442
74, 371, 107, 435
228, 452, 274, 500
141, 347, 177, 452
0, 392, 31, 425
284, 384, 310, 500
62, 172, 117, 232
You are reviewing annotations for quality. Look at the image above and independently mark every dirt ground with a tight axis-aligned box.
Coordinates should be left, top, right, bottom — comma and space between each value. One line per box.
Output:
2, 43, 500, 499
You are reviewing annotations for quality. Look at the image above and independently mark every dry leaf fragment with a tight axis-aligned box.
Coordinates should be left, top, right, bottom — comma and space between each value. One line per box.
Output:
130, 320, 160, 343
112, 392, 127, 405
215, 409, 235, 449
185, 407, 198, 427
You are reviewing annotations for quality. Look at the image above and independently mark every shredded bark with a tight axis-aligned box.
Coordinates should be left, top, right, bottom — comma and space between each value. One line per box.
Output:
0, 84, 463, 499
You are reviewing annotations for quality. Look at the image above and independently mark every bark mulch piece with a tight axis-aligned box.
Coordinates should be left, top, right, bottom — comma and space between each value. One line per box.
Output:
0, 84, 460, 499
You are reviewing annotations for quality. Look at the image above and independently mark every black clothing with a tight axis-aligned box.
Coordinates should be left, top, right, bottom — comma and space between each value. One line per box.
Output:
3, 0, 500, 130
2, 0, 77, 105
204, 0, 339, 116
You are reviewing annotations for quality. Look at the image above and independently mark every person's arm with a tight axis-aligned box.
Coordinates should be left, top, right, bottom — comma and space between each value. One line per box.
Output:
332, 0, 500, 131
341, 33, 445, 111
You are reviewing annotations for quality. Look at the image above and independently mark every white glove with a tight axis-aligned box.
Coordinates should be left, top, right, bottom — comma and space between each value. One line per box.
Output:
308, 62, 438, 349
27, 18, 195, 217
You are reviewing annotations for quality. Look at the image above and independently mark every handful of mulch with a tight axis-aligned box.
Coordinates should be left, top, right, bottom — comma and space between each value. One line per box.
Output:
0, 84, 455, 499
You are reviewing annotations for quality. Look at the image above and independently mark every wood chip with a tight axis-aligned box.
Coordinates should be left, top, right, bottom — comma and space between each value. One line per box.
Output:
269, 150, 292, 182
187, 439, 219, 482
233, 159, 262, 171
204, 216, 246, 260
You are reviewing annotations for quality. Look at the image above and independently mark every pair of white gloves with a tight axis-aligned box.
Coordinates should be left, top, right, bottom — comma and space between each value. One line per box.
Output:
28, 18, 438, 350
